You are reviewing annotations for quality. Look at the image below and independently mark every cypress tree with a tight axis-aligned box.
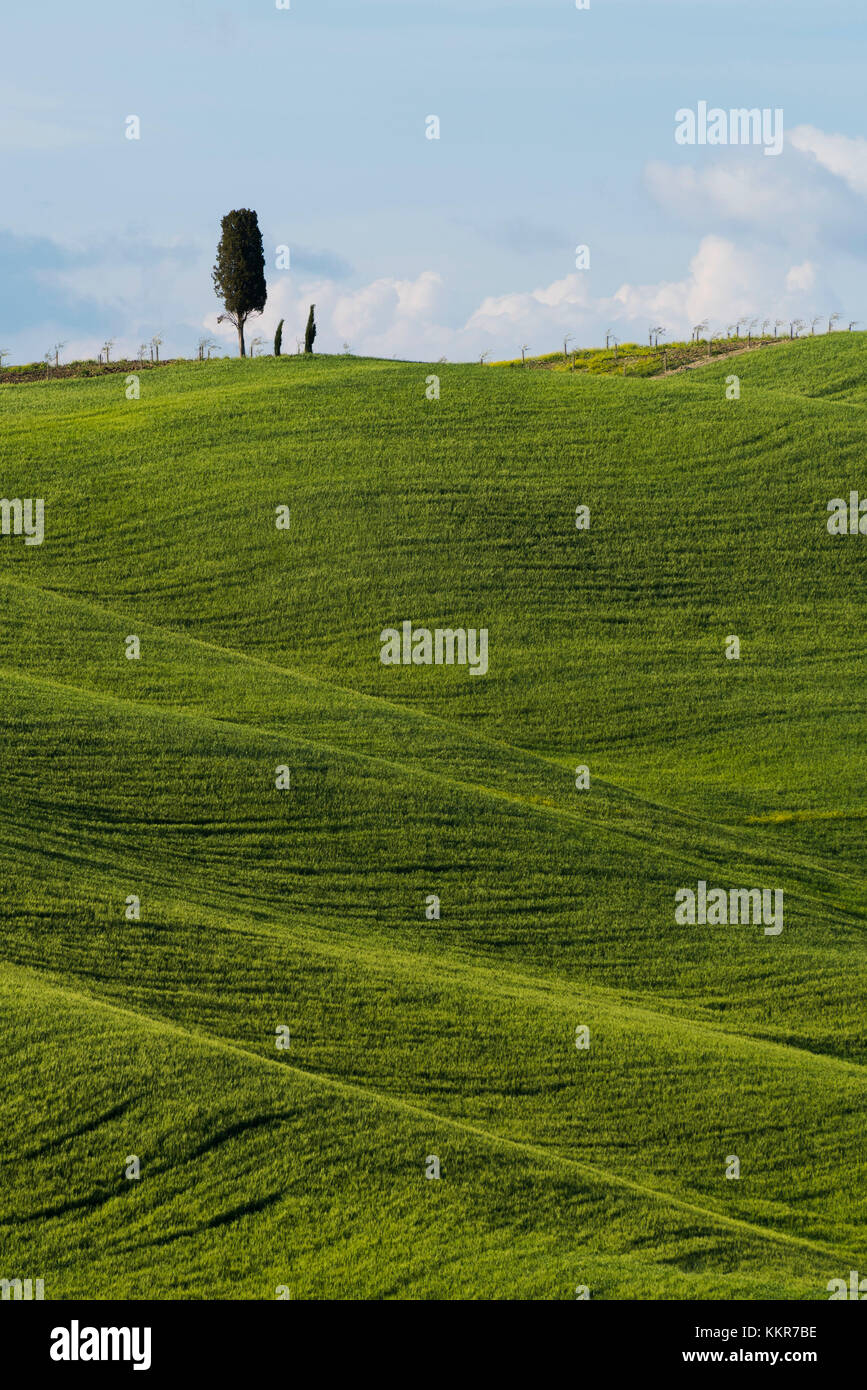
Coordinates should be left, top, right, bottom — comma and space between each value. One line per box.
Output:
274, 319, 284, 357
304, 304, 317, 354
212, 209, 267, 358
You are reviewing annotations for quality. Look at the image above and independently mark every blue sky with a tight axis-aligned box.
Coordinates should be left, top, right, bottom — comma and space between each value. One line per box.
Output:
1, 0, 865, 361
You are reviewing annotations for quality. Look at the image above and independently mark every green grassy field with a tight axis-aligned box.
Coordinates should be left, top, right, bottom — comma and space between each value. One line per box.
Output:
1, 335, 865, 1299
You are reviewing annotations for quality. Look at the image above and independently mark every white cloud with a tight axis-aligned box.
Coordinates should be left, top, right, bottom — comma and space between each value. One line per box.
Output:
789, 124, 867, 198
201, 235, 833, 362
206, 270, 455, 359
612, 236, 811, 335
465, 273, 592, 333
645, 158, 804, 227
608, 236, 834, 338
610, 235, 769, 332
645, 137, 867, 245
208, 268, 598, 361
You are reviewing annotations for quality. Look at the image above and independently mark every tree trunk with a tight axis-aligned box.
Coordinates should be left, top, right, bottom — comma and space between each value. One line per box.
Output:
238, 319, 246, 357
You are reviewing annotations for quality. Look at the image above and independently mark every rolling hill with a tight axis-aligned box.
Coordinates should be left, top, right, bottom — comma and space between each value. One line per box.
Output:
1, 335, 865, 1299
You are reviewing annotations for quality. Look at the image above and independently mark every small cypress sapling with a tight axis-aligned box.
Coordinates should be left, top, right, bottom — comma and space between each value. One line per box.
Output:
274, 319, 284, 357
304, 304, 316, 354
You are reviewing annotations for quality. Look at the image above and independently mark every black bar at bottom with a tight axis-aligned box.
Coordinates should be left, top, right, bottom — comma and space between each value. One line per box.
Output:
2, 1298, 861, 1376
